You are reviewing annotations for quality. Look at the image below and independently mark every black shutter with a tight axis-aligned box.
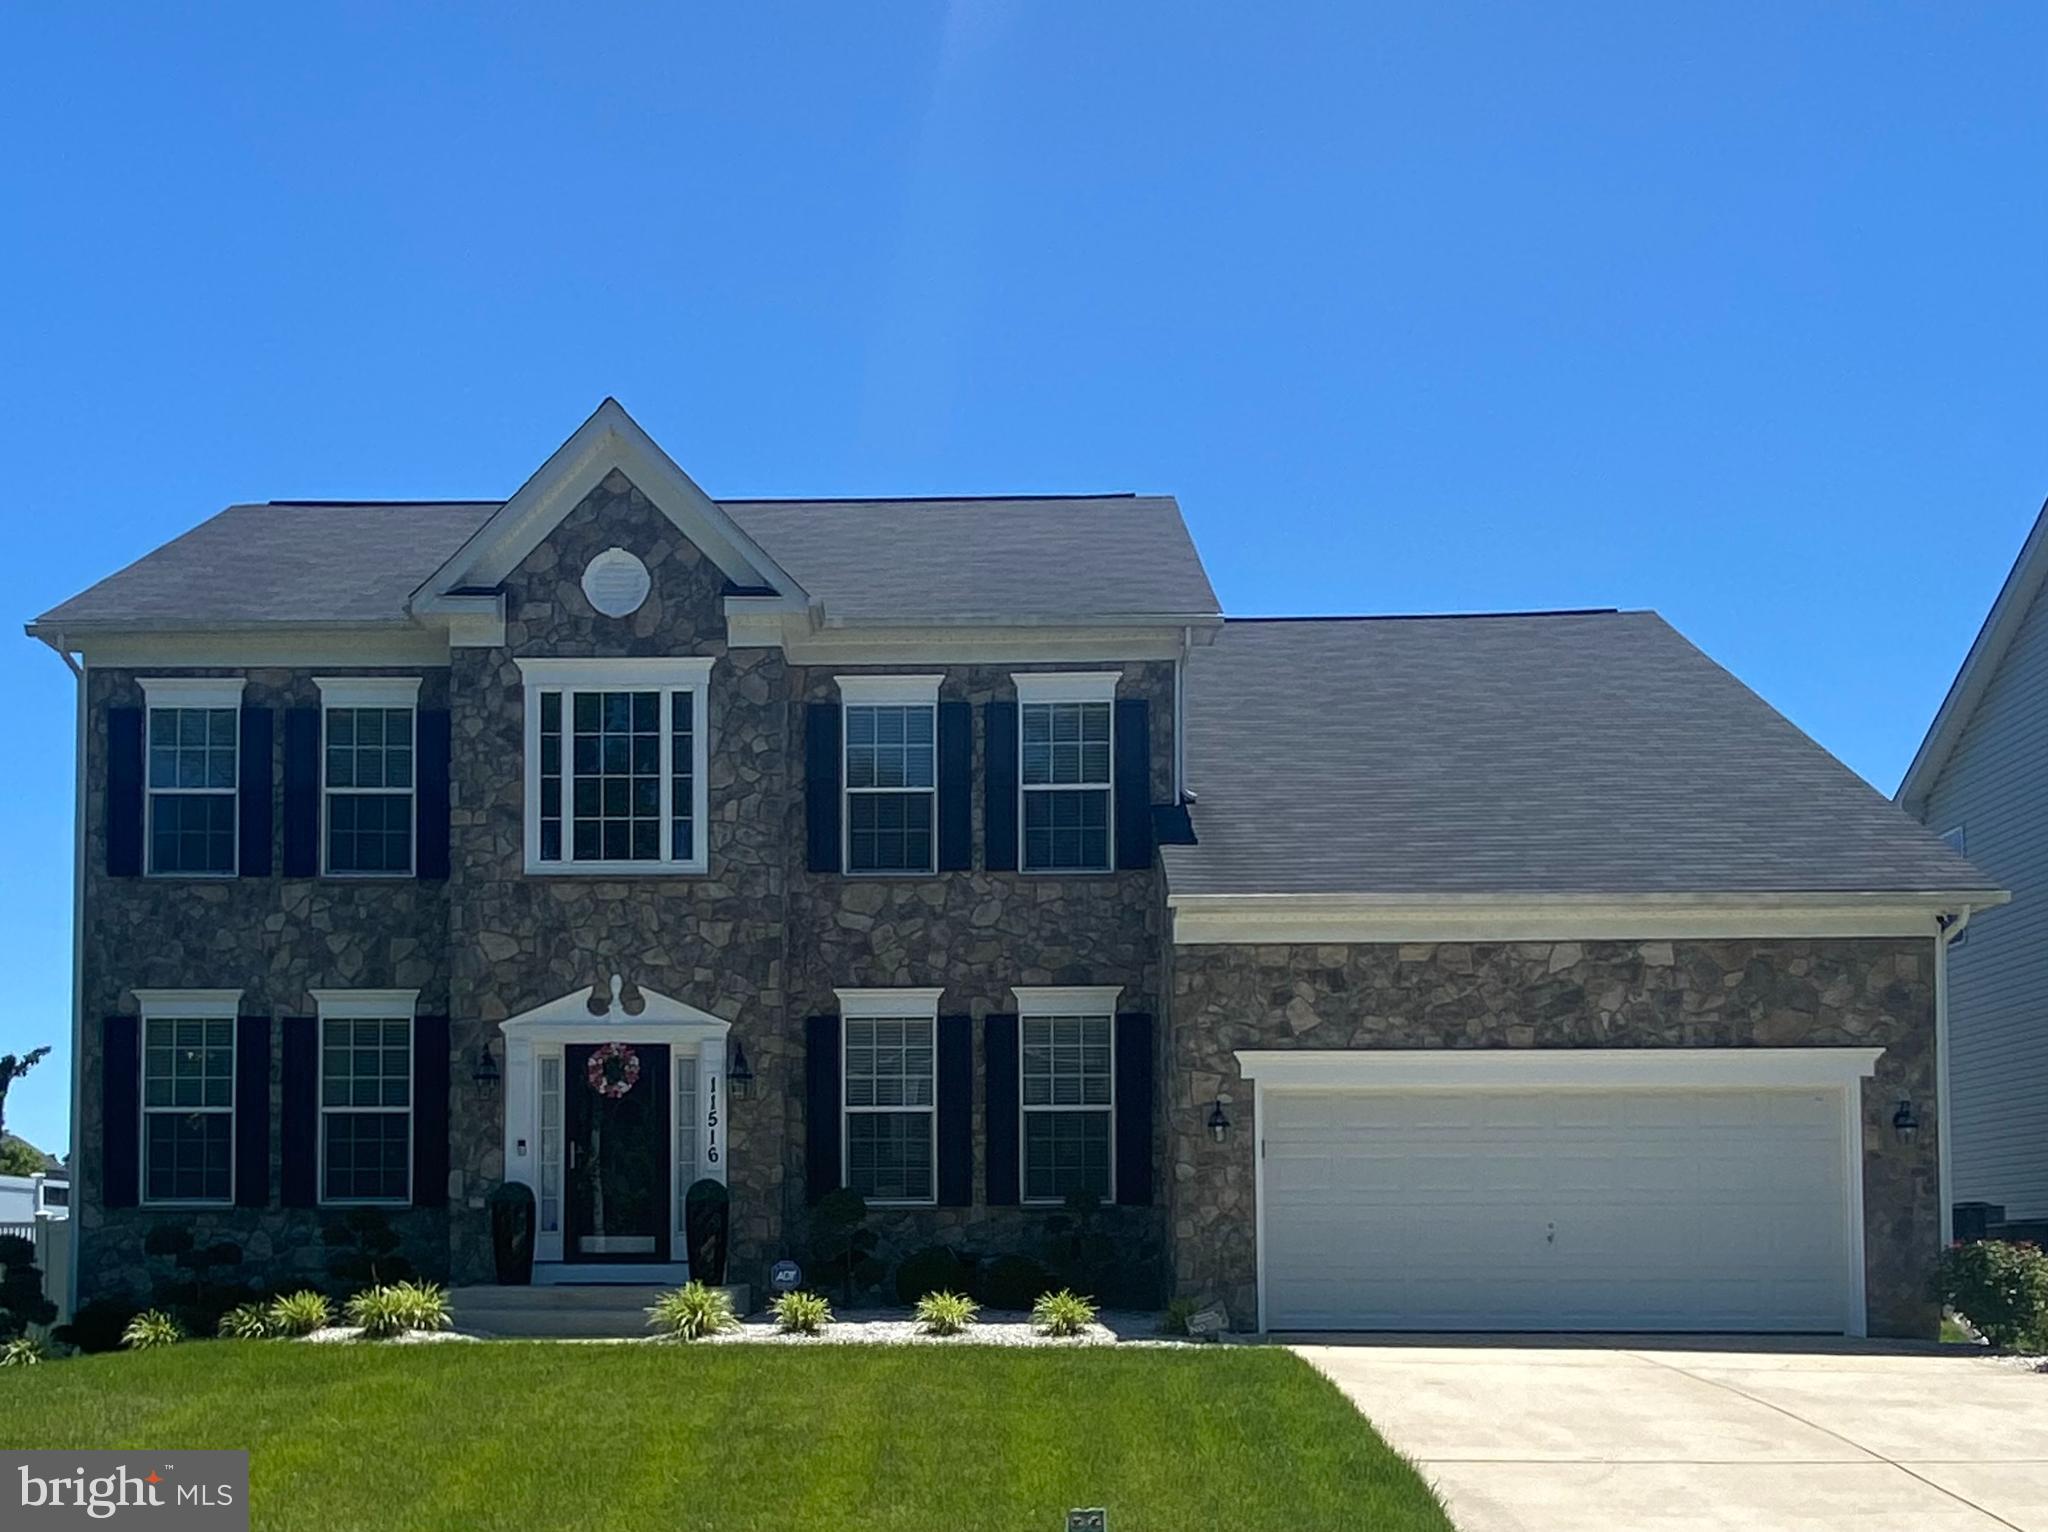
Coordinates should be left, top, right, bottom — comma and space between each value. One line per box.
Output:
1114, 1013, 1155, 1206
936, 1014, 973, 1206
106, 707, 143, 877
805, 1014, 842, 1202
412, 1016, 450, 1207
416, 707, 451, 880
983, 1013, 1019, 1206
1114, 699, 1153, 871
281, 708, 321, 877
936, 701, 972, 872
234, 1014, 270, 1208
238, 707, 274, 878
280, 1017, 319, 1208
805, 703, 842, 874
983, 702, 1018, 872
101, 1015, 139, 1208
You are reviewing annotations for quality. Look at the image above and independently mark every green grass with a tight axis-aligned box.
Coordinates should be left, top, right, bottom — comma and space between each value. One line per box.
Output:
0, 1343, 1448, 1532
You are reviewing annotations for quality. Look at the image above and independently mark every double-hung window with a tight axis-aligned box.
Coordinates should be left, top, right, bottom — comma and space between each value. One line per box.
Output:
1017, 986, 1119, 1204
838, 988, 942, 1205
518, 658, 713, 874
137, 988, 242, 1205
1014, 672, 1116, 873
315, 989, 417, 1205
140, 678, 244, 877
837, 675, 941, 875
317, 677, 419, 876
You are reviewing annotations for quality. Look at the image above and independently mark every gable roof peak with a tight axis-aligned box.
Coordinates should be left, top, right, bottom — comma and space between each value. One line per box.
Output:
410, 399, 809, 614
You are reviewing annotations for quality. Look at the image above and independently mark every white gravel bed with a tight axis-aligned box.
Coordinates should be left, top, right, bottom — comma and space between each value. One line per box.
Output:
693, 1307, 1198, 1347
300, 1325, 481, 1345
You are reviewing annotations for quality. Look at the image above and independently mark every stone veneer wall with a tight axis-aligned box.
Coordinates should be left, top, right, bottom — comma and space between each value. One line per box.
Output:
76, 668, 452, 1304
1164, 937, 1942, 1336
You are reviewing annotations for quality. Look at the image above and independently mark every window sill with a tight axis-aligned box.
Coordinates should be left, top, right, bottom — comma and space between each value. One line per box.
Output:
321, 872, 417, 882
140, 1198, 234, 1210
318, 1198, 413, 1210
855, 1197, 939, 1209
1017, 866, 1116, 878
141, 871, 239, 882
523, 861, 709, 878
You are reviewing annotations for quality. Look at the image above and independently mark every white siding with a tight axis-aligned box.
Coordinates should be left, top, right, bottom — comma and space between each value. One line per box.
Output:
1922, 576, 2048, 1222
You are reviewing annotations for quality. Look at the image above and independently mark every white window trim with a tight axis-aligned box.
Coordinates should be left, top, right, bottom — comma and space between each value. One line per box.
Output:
517, 656, 714, 876
837, 987, 943, 1207
1014, 984, 1121, 1206
316, 679, 421, 879
313, 988, 420, 1207
837, 677, 942, 878
136, 987, 244, 1209
1013, 673, 1116, 876
139, 677, 245, 880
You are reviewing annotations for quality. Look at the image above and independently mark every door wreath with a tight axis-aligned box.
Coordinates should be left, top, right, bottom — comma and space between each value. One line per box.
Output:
585, 1041, 641, 1099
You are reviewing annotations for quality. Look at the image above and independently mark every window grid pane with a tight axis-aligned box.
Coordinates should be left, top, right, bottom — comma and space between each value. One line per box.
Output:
845, 705, 935, 874
675, 1065, 698, 1230
844, 1016, 935, 1202
321, 1016, 412, 1201
538, 1053, 562, 1234
1022, 1014, 1114, 1202
326, 707, 415, 874
670, 689, 695, 864
538, 691, 563, 861
142, 1016, 234, 1202
147, 707, 238, 874
1020, 701, 1111, 871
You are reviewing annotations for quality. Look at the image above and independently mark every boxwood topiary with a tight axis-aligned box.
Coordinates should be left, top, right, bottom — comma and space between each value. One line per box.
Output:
975, 1253, 1053, 1312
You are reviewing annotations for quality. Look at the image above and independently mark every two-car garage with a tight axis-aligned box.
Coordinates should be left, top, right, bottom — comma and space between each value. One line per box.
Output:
1243, 1048, 1881, 1336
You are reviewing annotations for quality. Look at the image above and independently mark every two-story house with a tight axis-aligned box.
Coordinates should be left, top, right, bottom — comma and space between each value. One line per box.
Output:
28, 401, 2002, 1336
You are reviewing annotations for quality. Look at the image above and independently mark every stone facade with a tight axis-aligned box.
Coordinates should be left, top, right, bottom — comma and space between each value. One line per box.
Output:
1165, 937, 1942, 1337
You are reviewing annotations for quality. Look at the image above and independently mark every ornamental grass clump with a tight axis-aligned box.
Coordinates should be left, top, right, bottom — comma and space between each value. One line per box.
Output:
913, 1290, 978, 1337
1158, 1296, 1200, 1337
1, 1335, 48, 1366
121, 1309, 183, 1350
647, 1281, 739, 1341
769, 1290, 833, 1336
218, 1302, 276, 1340
345, 1281, 451, 1340
267, 1290, 334, 1338
1031, 1289, 1098, 1338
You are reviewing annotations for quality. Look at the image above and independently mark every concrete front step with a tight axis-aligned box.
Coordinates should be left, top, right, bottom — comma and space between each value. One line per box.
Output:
449, 1283, 751, 1339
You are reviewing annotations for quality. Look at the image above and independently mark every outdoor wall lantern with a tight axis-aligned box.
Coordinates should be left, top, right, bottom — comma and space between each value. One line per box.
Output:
1892, 1096, 1920, 1145
1207, 1097, 1231, 1143
727, 1038, 754, 1101
472, 1045, 501, 1090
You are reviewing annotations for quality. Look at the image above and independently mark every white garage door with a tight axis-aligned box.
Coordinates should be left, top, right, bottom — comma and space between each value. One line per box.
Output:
1262, 1087, 1851, 1332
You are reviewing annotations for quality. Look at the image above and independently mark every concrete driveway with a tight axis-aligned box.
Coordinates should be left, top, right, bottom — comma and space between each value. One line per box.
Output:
1293, 1337, 2048, 1531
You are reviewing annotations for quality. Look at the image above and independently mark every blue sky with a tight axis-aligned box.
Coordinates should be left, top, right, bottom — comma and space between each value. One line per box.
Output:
2, 4, 2044, 1154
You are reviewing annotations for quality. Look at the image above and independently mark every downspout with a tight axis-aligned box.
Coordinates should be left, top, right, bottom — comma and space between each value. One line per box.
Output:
1175, 625, 1189, 801
1935, 905, 1973, 1249
37, 632, 86, 1321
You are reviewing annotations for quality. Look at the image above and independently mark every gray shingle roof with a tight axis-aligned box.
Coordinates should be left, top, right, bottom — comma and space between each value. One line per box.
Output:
31, 494, 1219, 629
33, 502, 497, 629
1163, 612, 2000, 898
724, 496, 1218, 623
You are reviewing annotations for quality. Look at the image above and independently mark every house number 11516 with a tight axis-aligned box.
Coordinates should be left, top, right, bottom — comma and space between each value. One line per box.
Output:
705, 1075, 720, 1165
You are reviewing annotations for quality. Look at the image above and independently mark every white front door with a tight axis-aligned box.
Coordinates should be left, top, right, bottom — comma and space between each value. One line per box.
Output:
1261, 1086, 1853, 1332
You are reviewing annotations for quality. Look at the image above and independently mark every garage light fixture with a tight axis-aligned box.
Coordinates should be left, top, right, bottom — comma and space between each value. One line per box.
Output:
1891, 1096, 1919, 1145
1207, 1098, 1231, 1143
727, 1038, 754, 1101
472, 1045, 501, 1090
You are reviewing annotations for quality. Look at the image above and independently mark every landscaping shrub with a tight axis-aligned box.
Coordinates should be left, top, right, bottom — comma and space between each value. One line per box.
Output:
646, 1281, 739, 1340
0, 1231, 55, 1342
769, 1290, 833, 1335
122, 1309, 184, 1350
141, 1223, 251, 1335
894, 1244, 974, 1305
1938, 1240, 2048, 1350
345, 1281, 451, 1340
324, 1207, 413, 1289
55, 1297, 140, 1355
1, 1334, 48, 1366
976, 1253, 1053, 1311
1031, 1289, 1099, 1337
218, 1302, 276, 1340
267, 1290, 334, 1338
807, 1189, 883, 1302
1159, 1296, 1200, 1337
913, 1290, 978, 1336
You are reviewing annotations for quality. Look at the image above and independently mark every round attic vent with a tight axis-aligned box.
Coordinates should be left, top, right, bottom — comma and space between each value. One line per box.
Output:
581, 547, 651, 618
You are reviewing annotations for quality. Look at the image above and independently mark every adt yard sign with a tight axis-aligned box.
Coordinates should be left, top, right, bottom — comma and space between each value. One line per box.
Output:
768, 1259, 803, 1294
1067, 1511, 1107, 1532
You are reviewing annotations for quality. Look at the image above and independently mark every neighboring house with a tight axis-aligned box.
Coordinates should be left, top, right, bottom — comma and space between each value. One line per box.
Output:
1898, 498, 2048, 1236
0, 1172, 69, 1223
26, 401, 2001, 1338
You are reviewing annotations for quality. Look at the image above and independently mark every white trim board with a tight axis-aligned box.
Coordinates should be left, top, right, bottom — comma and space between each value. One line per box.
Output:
1169, 891, 2004, 944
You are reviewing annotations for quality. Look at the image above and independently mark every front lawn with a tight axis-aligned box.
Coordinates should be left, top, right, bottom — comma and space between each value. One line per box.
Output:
0, 1343, 1448, 1532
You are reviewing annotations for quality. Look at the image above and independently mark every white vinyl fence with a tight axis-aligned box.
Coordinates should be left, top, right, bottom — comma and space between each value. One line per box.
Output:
1, 1213, 71, 1330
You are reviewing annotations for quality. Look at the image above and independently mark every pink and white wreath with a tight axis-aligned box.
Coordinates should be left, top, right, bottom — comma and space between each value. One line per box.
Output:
585, 1041, 641, 1099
